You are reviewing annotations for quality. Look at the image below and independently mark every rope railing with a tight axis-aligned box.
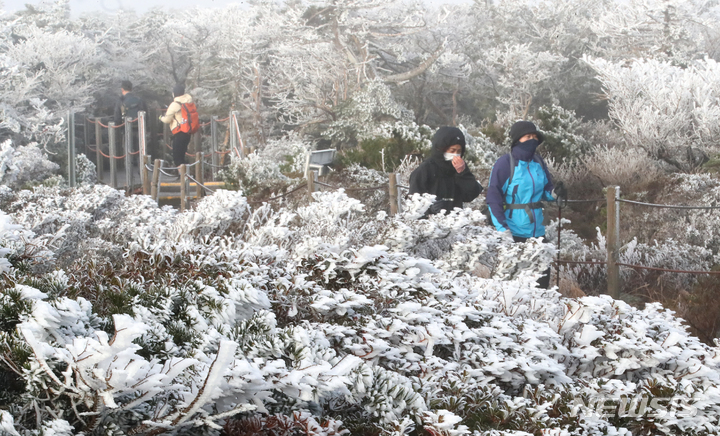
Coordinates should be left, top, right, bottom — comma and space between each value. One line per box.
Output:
97, 120, 125, 129
203, 161, 227, 169
615, 263, 720, 275
555, 259, 606, 266
314, 180, 389, 192
247, 184, 307, 205
617, 198, 720, 210
158, 166, 181, 175
186, 175, 216, 194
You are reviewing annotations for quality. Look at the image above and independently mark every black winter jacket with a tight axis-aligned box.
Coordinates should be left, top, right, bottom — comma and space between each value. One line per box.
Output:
409, 140, 482, 214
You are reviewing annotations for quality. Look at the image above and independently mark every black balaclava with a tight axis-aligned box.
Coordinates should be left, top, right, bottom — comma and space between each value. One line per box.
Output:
509, 121, 544, 162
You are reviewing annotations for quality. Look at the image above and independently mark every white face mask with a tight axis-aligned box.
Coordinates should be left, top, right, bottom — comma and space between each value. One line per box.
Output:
444, 152, 460, 161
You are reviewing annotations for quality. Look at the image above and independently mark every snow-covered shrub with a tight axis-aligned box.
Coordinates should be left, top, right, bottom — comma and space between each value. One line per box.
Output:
220, 152, 290, 195
74, 153, 96, 186
462, 126, 502, 174
260, 132, 313, 175
3, 180, 720, 435
535, 104, 592, 160
583, 146, 660, 189
0, 140, 59, 189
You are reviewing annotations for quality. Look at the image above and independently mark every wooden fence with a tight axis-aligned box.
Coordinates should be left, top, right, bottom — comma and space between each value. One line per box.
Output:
66, 114, 720, 298
68, 109, 248, 193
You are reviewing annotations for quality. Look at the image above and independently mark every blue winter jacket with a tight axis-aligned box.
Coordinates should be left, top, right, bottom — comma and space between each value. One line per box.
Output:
486, 147, 555, 238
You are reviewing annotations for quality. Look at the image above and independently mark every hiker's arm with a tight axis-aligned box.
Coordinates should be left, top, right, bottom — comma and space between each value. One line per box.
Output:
455, 168, 482, 202
113, 100, 122, 125
486, 156, 510, 231
160, 102, 180, 124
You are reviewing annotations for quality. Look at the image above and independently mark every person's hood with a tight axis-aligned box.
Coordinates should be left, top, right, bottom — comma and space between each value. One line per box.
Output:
173, 94, 193, 104
430, 126, 466, 160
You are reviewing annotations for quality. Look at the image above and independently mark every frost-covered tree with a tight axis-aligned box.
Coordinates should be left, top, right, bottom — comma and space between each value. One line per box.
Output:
586, 56, 720, 171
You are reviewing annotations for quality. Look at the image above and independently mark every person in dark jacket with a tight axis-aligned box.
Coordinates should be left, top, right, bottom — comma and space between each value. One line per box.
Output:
114, 80, 147, 126
113, 80, 147, 165
486, 120, 567, 288
409, 126, 483, 215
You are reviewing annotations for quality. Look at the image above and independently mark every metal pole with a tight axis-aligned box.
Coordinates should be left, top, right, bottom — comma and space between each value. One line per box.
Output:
151, 159, 161, 202
211, 115, 219, 182
125, 116, 133, 193
67, 110, 76, 187
95, 120, 103, 183
109, 122, 117, 189
139, 111, 147, 190
388, 173, 398, 216
142, 155, 151, 196
179, 164, 187, 212
195, 152, 203, 200
607, 186, 620, 299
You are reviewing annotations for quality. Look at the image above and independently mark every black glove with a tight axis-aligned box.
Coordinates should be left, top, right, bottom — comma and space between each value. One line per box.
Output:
553, 181, 567, 200
428, 200, 450, 215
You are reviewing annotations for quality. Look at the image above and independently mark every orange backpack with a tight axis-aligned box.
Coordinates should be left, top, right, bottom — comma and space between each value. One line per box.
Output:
172, 102, 199, 134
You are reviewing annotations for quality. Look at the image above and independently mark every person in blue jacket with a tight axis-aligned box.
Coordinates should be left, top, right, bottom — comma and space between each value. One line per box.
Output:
486, 120, 566, 288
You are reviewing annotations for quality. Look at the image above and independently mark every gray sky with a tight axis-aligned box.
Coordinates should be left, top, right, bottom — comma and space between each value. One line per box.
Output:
2, 0, 471, 17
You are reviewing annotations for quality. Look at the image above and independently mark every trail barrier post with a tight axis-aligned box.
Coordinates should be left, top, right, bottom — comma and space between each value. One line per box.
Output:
306, 169, 315, 198
124, 116, 133, 192
109, 122, 118, 189
211, 116, 219, 181
151, 159, 161, 202
389, 173, 398, 216
142, 155, 151, 196
195, 152, 203, 200
139, 111, 147, 190
95, 120, 103, 183
67, 110, 76, 187
607, 186, 620, 299
179, 164, 187, 211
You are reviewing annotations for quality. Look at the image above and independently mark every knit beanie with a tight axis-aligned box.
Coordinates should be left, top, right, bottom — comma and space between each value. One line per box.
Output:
173, 83, 186, 97
431, 126, 466, 155
509, 120, 544, 146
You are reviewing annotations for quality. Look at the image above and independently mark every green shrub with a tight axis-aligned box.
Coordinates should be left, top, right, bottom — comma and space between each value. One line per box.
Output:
339, 132, 425, 173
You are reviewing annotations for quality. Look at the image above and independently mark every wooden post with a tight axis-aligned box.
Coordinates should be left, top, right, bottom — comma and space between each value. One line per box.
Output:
211, 116, 219, 182
151, 159, 161, 202
179, 164, 187, 212
109, 122, 118, 189
193, 130, 201, 157
95, 120, 103, 183
306, 169, 315, 199
142, 155, 151, 195
195, 152, 203, 200
389, 172, 398, 216
607, 186, 620, 299
125, 116, 133, 193
67, 110, 76, 187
